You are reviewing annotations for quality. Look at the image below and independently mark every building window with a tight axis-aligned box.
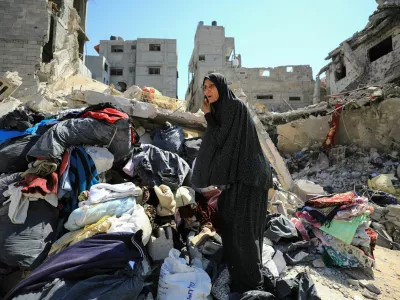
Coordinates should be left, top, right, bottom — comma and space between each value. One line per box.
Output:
104, 62, 108, 72
148, 67, 161, 75
369, 36, 393, 62
286, 66, 293, 72
111, 45, 123, 53
149, 44, 161, 51
239, 71, 246, 75
261, 70, 270, 77
131, 45, 136, 50
289, 96, 301, 101
199, 55, 205, 62
256, 95, 273, 100
110, 68, 123, 76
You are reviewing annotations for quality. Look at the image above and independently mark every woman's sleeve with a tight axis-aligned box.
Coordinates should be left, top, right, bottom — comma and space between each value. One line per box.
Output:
206, 102, 238, 148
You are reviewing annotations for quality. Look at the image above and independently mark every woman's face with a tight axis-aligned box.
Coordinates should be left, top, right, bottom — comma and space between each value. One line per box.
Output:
203, 79, 219, 103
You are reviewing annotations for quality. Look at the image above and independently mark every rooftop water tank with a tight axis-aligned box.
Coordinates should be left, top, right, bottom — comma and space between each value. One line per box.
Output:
110, 36, 116, 40
212, 21, 217, 26
198, 21, 204, 27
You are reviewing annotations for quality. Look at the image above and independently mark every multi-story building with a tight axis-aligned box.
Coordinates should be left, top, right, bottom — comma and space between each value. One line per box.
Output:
185, 21, 315, 112
86, 37, 178, 98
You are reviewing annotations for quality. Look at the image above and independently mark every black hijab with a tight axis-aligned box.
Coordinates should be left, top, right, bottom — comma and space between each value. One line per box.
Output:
191, 73, 272, 189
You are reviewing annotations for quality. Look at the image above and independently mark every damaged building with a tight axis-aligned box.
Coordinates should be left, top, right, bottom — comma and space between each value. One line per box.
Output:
185, 21, 315, 113
317, 0, 400, 96
85, 37, 178, 98
0, 0, 91, 98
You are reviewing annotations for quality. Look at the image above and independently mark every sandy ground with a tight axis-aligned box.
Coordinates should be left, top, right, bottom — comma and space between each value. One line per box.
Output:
300, 246, 400, 300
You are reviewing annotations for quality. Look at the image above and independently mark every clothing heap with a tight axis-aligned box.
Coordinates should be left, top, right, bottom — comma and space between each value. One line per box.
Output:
0, 102, 240, 300
294, 191, 377, 268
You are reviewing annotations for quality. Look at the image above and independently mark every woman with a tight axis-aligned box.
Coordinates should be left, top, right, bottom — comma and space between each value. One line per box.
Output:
192, 73, 272, 293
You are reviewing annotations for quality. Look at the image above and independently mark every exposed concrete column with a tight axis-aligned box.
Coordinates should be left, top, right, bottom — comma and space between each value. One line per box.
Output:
249, 108, 294, 191
313, 75, 321, 104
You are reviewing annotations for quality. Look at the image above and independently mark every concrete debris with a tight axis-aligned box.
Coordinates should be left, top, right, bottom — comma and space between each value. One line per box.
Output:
0, 72, 22, 101
359, 280, 382, 295
312, 259, 325, 268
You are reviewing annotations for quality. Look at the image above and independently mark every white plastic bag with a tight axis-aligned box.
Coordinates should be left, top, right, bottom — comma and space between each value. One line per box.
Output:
158, 249, 211, 300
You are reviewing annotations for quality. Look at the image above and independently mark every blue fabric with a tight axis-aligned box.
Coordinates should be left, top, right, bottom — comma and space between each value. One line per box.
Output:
68, 146, 99, 211
0, 119, 57, 145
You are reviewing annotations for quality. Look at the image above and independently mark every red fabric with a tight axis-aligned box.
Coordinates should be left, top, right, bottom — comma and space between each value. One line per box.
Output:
20, 172, 58, 195
80, 108, 128, 124
323, 103, 343, 148
305, 191, 356, 208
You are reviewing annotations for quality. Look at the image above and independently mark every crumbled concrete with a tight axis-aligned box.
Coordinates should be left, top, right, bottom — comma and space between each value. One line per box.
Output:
359, 280, 382, 295
0, 72, 22, 101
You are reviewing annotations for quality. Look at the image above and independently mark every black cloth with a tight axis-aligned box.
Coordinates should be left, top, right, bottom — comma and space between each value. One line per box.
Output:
275, 272, 320, 300
0, 135, 41, 173
27, 118, 133, 163
12, 265, 144, 300
0, 201, 59, 270
5, 232, 145, 300
264, 214, 298, 243
0, 110, 44, 131
218, 183, 268, 293
152, 122, 185, 155
192, 73, 271, 189
131, 144, 190, 189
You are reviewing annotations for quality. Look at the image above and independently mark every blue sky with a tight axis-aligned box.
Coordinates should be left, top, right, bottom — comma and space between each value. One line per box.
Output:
86, 0, 377, 99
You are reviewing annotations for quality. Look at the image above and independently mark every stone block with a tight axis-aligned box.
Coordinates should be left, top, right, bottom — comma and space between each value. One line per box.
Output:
0, 71, 22, 101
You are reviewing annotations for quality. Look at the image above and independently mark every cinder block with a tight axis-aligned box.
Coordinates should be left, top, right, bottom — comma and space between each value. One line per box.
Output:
0, 71, 23, 101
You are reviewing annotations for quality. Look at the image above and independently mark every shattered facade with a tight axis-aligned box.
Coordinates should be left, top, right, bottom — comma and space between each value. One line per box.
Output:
320, 0, 400, 95
0, 0, 91, 98
185, 22, 315, 112
86, 37, 178, 98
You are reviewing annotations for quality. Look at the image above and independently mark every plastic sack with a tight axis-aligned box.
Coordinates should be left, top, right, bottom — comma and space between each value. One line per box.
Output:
153, 123, 185, 155
85, 146, 114, 174
108, 204, 152, 246
64, 197, 135, 231
157, 249, 211, 300
368, 174, 397, 195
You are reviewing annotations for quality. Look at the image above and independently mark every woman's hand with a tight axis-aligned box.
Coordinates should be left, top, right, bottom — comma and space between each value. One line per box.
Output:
201, 98, 211, 114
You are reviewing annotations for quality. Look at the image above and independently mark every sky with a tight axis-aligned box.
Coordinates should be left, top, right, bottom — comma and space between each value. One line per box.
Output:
86, 0, 378, 99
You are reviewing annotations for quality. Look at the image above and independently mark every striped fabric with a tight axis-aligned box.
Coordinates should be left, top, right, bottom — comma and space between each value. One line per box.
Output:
68, 146, 99, 211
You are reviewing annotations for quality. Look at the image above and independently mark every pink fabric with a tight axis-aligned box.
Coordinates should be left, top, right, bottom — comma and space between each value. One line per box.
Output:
204, 189, 222, 209
295, 211, 321, 228
313, 228, 329, 246
291, 218, 310, 241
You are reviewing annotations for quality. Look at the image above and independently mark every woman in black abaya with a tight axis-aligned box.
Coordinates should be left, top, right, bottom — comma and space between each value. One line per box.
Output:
192, 73, 273, 293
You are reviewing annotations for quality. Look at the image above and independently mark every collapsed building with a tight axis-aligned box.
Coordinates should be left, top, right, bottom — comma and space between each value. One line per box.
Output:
85, 37, 178, 98
0, 0, 91, 98
315, 0, 400, 99
185, 21, 315, 113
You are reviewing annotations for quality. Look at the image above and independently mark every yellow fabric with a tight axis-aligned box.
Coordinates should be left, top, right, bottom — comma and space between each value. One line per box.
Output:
49, 216, 112, 255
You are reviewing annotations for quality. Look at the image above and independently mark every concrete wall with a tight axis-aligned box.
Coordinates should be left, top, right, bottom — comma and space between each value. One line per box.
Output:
0, 0, 90, 98
277, 98, 400, 153
0, 0, 49, 96
85, 55, 109, 83
186, 24, 314, 112
135, 39, 178, 98
327, 24, 400, 94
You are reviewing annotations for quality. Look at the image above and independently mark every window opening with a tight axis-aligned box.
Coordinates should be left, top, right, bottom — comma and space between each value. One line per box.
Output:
199, 55, 205, 62
256, 95, 273, 100
261, 70, 270, 77
369, 36, 393, 62
110, 68, 123, 76
104, 63, 108, 72
149, 44, 161, 51
289, 96, 301, 101
148, 67, 161, 75
111, 45, 124, 53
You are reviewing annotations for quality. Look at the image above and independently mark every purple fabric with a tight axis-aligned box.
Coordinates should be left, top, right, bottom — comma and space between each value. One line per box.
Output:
5, 232, 144, 300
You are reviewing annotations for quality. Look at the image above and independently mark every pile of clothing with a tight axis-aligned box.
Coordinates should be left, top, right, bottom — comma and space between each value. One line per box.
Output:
295, 191, 377, 268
